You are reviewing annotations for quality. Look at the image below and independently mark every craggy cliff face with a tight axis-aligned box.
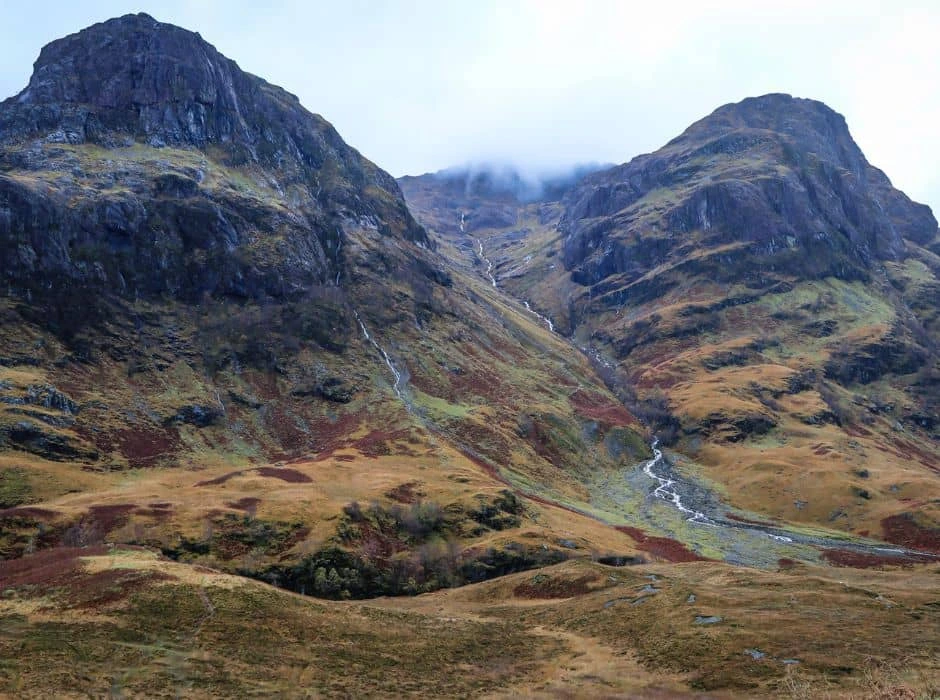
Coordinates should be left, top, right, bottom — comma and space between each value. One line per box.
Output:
560, 94, 937, 296
0, 13, 428, 311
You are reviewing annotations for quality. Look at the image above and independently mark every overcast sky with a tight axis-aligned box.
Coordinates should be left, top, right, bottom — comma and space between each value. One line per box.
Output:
1, 1, 937, 214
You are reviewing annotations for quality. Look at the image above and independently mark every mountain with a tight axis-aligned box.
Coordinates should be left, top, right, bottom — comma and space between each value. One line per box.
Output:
2, 17, 939, 697
399, 163, 609, 236
560, 93, 935, 290
558, 94, 940, 549
407, 94, 940, 553
1, 13, 428, 313
399, 163, 603, 329
0, 14, 649, 584
0, 13, 437, 471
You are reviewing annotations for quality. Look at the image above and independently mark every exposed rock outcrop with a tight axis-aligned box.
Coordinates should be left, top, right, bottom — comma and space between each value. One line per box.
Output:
561, 94, 937, 291
0, 13, 432, 318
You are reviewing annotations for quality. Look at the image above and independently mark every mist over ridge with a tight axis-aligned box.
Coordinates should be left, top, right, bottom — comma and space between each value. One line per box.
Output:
403, 161, 615, 203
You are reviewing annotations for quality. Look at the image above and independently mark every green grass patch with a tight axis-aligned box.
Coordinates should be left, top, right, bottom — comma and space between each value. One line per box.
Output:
0, 468, 33, 508
412, 390, 473, 419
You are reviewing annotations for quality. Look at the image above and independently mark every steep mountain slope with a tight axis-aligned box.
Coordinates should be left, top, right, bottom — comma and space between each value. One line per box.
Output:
0, 14, 651, 590
2, 17, 938, 698
410, 95, 940, 551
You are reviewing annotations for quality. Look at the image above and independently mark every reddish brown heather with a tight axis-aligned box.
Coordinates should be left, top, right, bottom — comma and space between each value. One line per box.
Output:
254, 467, 312, 483
68, 567, 175, 608
889, 438, 940, 474
86, 504, 136, 533
226, 497, 262, 512
615, 526, 710, 563
263, 404, 309, 454
112, 425, 182, 467
821, 549, 932, 568
386, 481, 426, 504
881, 513, 940, 554
354, 429, 413, 458
0, 545, 109, 587
0, 506, 58, 519
568, 389, 638, 426
195, 470, 246, 486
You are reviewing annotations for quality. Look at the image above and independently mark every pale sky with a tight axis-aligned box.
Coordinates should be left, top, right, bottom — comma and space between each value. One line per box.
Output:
1, 1, 938, 215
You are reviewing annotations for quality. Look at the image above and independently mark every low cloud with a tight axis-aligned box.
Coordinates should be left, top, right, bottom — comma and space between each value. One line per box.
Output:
2, 1, 937, 214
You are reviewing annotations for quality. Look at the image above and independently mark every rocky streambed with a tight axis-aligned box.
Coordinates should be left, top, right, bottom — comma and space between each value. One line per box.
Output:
587, 441, 937, 568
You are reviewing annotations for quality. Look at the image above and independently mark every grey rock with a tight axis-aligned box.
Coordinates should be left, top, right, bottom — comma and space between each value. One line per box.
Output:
694, 615, 723, 625
559, 93, 936, 302
166, 404, 222, 428
0, 13, 438, 326
25, 384, 78, 413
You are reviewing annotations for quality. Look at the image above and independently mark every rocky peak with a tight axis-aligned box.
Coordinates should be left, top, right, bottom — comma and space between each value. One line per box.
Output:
9, 13, 268, 150
669, 93, 868, 174
18, 14, 231, 107
561, 94, 937, 289
0, 14, 434, 320
2, 13, 427, 243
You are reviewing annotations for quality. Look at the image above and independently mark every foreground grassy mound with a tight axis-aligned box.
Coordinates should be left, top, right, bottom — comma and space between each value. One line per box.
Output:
1, 548, 936, 698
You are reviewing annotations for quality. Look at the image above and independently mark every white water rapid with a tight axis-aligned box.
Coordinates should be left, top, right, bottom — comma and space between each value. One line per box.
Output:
354, 311, 404, 402
475, 238, 499, 289
642, 439, 711, 524
522, 300, 555, 332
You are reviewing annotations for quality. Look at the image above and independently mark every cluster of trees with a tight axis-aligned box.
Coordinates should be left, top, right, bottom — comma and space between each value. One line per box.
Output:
264, 541, 567, 600
258, 492, 554, 599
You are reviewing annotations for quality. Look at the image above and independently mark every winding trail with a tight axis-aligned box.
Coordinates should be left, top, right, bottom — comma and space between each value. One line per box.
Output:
192, 586, 216, 641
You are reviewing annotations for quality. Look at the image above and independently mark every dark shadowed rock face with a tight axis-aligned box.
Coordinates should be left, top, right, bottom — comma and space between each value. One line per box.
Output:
8, 13, 262, 145
0, 13, 430, 312
561, 94, 937, 289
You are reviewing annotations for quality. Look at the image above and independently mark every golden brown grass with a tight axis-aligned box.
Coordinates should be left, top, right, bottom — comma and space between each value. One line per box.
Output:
5, 548, 935, 697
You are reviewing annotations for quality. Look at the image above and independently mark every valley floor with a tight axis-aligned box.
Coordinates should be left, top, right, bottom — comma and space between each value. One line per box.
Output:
1, 546, 937, 698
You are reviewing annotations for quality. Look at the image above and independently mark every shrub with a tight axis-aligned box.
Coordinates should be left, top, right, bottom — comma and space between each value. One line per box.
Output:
469, 490, 524, 530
